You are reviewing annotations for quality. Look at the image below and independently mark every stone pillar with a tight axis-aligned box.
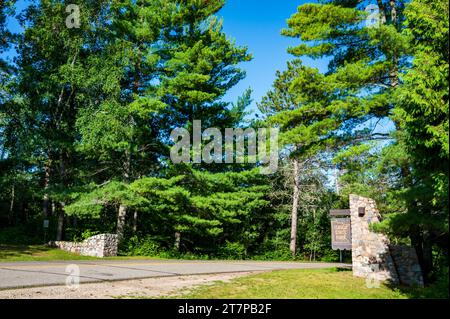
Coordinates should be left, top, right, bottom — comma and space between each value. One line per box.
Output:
349, 194, 399, 284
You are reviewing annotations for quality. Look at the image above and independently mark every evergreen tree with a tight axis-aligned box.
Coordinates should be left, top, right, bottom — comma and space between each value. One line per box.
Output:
67, 0, 258, 250
377, 0, 449, 281
259, 0, 410, 257
5, 0, 112, 238
259, 59, 338, 256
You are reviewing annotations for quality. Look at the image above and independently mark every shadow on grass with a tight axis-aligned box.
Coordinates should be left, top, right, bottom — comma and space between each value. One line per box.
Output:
0, 244, 55, 261
332, 266, 448, 299
385, 275, 449, 299
335, 266, 352, 272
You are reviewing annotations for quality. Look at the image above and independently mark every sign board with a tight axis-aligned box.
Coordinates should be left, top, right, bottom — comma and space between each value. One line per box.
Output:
43, 219, 49, 229
329, 209, 350, 216
331, 218, 352, 250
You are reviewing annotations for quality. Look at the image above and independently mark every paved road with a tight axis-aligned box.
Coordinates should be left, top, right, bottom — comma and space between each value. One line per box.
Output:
0, 260, 349, 290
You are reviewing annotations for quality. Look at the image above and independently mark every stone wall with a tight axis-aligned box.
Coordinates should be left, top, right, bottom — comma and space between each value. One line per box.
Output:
349, 194, 424, 287
390, 245, 424, 287
50, 234, 118, 258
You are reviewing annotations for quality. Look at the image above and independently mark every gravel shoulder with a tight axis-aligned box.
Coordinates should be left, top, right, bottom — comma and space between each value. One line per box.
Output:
0, 271, 259, 299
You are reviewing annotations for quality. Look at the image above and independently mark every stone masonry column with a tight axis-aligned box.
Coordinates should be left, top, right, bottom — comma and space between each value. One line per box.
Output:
349, 194, 399, 284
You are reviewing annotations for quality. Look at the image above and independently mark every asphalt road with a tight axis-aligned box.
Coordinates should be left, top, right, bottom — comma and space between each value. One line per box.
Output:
0, 260, 349, 290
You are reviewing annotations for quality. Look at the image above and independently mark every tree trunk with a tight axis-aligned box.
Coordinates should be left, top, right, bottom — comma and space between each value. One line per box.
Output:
117, 145, 132, 241
42, 165, 50, 220
290, 158, 300, 257
56, 203, 65, 241
133, 210, 138, 232
334, 166, 340, 195
9, 184, 14, 225
174, 231, 181, 251
410, 227, 433, 284
376, 0, 387, 24
390, 0, 397, 24
389, 0, 399, 88
117, 204, 127, 241
422, 234, 434, 284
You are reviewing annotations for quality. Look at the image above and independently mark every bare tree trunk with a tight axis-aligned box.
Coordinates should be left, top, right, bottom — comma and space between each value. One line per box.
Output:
42, 165, 50, 219
133, 210, 138, 232
117, 204, 127, 241
290, 158, 300, 257
117, 146, 131, 241
390, 0, 397, 23
9, 184, 14, 225
389, 1, 399, 89
313, 208, 316, 261
376, 0, 387, 24
334, 166, 340, 195
174, 231, 181, 251
56, 203, 65, 241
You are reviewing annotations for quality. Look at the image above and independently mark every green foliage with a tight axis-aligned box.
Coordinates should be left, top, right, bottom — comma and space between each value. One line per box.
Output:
371, 0, 449, 280
122, 235, 161, 257
0, 226, 42, 245
218, 241, 247, 260
73, 229, 101, 243
65, 181, 149, 218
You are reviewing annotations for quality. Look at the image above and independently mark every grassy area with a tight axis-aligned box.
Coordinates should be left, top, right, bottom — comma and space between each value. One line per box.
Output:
0, 244, 164, 262
178, 268, 448, 299
0, 244, 99, 262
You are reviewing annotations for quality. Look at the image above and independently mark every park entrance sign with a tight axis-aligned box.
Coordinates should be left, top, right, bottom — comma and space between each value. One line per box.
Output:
329, 209, 351, 263
330, 195, 424, 287
330, 218, 351, 250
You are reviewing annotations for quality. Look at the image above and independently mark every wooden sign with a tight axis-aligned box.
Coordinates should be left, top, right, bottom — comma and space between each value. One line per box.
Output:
331, 218, 352, 250
329, 209, 350, 216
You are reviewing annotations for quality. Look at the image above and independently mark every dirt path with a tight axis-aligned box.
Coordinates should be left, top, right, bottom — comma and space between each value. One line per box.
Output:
0, 271, 258, 299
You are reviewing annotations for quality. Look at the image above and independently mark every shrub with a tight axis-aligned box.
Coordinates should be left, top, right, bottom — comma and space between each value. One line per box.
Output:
72, 229, 101, 242
218, 241, 247, 259
122, 235, 160, 256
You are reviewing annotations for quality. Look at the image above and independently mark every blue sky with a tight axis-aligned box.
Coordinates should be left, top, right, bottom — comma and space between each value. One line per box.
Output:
218, 0, 329, 115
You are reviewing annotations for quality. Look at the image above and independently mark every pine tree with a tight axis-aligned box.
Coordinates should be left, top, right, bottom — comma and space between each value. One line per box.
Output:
5, 0, 113, 238
259, 0, 410, 257
258, 59, 339, 256
376, 0, 449, 281
67, 0, 257, 249
73, 0, 170, 240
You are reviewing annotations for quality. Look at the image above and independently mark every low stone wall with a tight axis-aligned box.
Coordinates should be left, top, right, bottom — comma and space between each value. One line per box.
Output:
349, 194, 424, 287
50, 234, 118, 258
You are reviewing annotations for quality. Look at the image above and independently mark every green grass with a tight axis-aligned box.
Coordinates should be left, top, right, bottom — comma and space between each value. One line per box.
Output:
178, 268, 448, 299
0, 244, 163, 262
0, 244, 100, 262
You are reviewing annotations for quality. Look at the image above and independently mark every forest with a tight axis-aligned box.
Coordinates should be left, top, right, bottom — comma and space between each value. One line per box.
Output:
0, 0, 448, 286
